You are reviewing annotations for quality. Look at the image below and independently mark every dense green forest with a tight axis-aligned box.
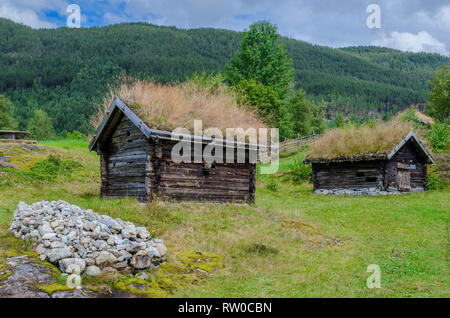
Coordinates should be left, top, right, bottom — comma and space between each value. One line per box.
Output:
0, 18, 448, 135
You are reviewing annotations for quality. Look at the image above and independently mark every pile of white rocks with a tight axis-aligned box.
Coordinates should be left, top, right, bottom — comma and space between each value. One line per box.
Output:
9, 200, 167, 276
314, 188, 399, 196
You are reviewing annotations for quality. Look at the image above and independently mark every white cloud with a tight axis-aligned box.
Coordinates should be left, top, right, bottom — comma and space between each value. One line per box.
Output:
371, 31, 448, 56
0, 2, 56, 28
416, 5, 450, 31
103, 12, 127, 25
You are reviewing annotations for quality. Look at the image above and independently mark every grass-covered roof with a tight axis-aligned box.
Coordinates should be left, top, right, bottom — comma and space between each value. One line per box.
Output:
91, 76, 266, 134
305, 122, 417, 162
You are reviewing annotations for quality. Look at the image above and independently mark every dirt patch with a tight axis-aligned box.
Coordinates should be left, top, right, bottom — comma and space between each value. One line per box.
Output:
279, 216, 348, 250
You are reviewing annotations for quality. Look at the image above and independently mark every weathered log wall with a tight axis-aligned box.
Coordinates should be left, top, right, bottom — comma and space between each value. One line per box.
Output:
98, 115, 255, 203
156, 142, 255, 203
312, 161, 384, 190
384, 140, 427, 191
100, 115, 151, 200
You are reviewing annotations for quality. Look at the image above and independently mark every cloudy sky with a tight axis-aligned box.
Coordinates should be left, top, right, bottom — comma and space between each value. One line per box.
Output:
1, 0, 449, 56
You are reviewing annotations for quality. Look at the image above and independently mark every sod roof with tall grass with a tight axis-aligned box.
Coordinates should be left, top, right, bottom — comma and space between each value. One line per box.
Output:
305, 122, 416, 162
91, 76, 266, 135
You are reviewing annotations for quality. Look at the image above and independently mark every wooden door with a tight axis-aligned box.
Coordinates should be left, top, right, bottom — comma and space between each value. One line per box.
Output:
397, 162, 411, 191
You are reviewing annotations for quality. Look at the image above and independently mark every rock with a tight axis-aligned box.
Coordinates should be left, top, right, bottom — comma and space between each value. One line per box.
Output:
135, 271, 149, 280
67, 230, 77, 241
111, 261, 129, 270
95, 251, 117, 268
111, 220, 122, 232
155, 243, 167, 257
18, 201, 29, 211
35, 244, 46, 255
102, 266, 118, 274
42, 233, 58, 240
124, 225, 136, 238
85, 265, 102, 276
85, 258, 95, 266
130, 250, 152, 269
99, 219, 112, 229
9, 221, 18, 230
54, 226, 64, 233
137, 230, 150, 240
107, 249, 121, 258
9, 200, 166, 276
0, 159, 19, 169
30, 230, 40, 240
80, 237, 90, 245
125, 243, 141, 253
121, 229, 130, 240
59, 258, 86, 274
146, 246, 160, 258
46, 247, 73, 263
120, 251, 133, 260
83, 222, 94, 232
38, 222, 53, 236
50, 221, 59, 229
97, 240, 109, 251
91, 229, 99, 239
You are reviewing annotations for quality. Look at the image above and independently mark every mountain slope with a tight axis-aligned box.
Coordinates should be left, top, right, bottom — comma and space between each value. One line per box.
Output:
0, 18, 448, 134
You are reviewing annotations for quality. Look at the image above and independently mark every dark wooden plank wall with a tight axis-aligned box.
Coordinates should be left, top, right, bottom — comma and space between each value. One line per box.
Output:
385, 140, 427, 190
156, 142, 254, 203
100, 116, 255, 203
102, 115, 151, 200
312, 161, 384, 190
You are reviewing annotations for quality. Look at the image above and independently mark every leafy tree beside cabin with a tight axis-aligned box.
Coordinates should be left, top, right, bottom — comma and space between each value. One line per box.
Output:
427, 64, 449, 122
27, 109, 54, 140
226, 21, 294, 100
0, 94, 17, 129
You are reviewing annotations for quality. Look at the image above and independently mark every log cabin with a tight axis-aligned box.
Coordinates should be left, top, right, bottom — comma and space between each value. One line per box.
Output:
89, 97, 258, 203
304, 130, 434, 193
0, 130, 31, 140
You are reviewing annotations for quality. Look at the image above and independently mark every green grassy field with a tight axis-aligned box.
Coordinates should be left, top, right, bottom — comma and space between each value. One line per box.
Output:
0, 139, 448, 297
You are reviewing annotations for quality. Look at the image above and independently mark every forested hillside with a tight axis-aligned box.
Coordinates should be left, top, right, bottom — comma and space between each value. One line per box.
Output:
0, 18, 448, 135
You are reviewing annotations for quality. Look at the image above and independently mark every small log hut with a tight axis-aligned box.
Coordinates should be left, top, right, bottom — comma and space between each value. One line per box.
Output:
304, 131, 434, 193
89, 97, 258, 203
0, 130, 31, 140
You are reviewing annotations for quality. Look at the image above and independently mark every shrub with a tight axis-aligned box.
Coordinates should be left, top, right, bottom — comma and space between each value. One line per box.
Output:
66, 131, 84, 140
427, 172, 443, 190
30, 155, 81, 180
429, 122, 449, 153
427, 154, 450, 190
265, 177, 278, 192
400, 107, 422, 128
287, 158, 312, 184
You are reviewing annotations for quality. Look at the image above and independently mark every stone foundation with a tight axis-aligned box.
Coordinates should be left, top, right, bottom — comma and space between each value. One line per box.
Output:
314, 188, 401, 196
